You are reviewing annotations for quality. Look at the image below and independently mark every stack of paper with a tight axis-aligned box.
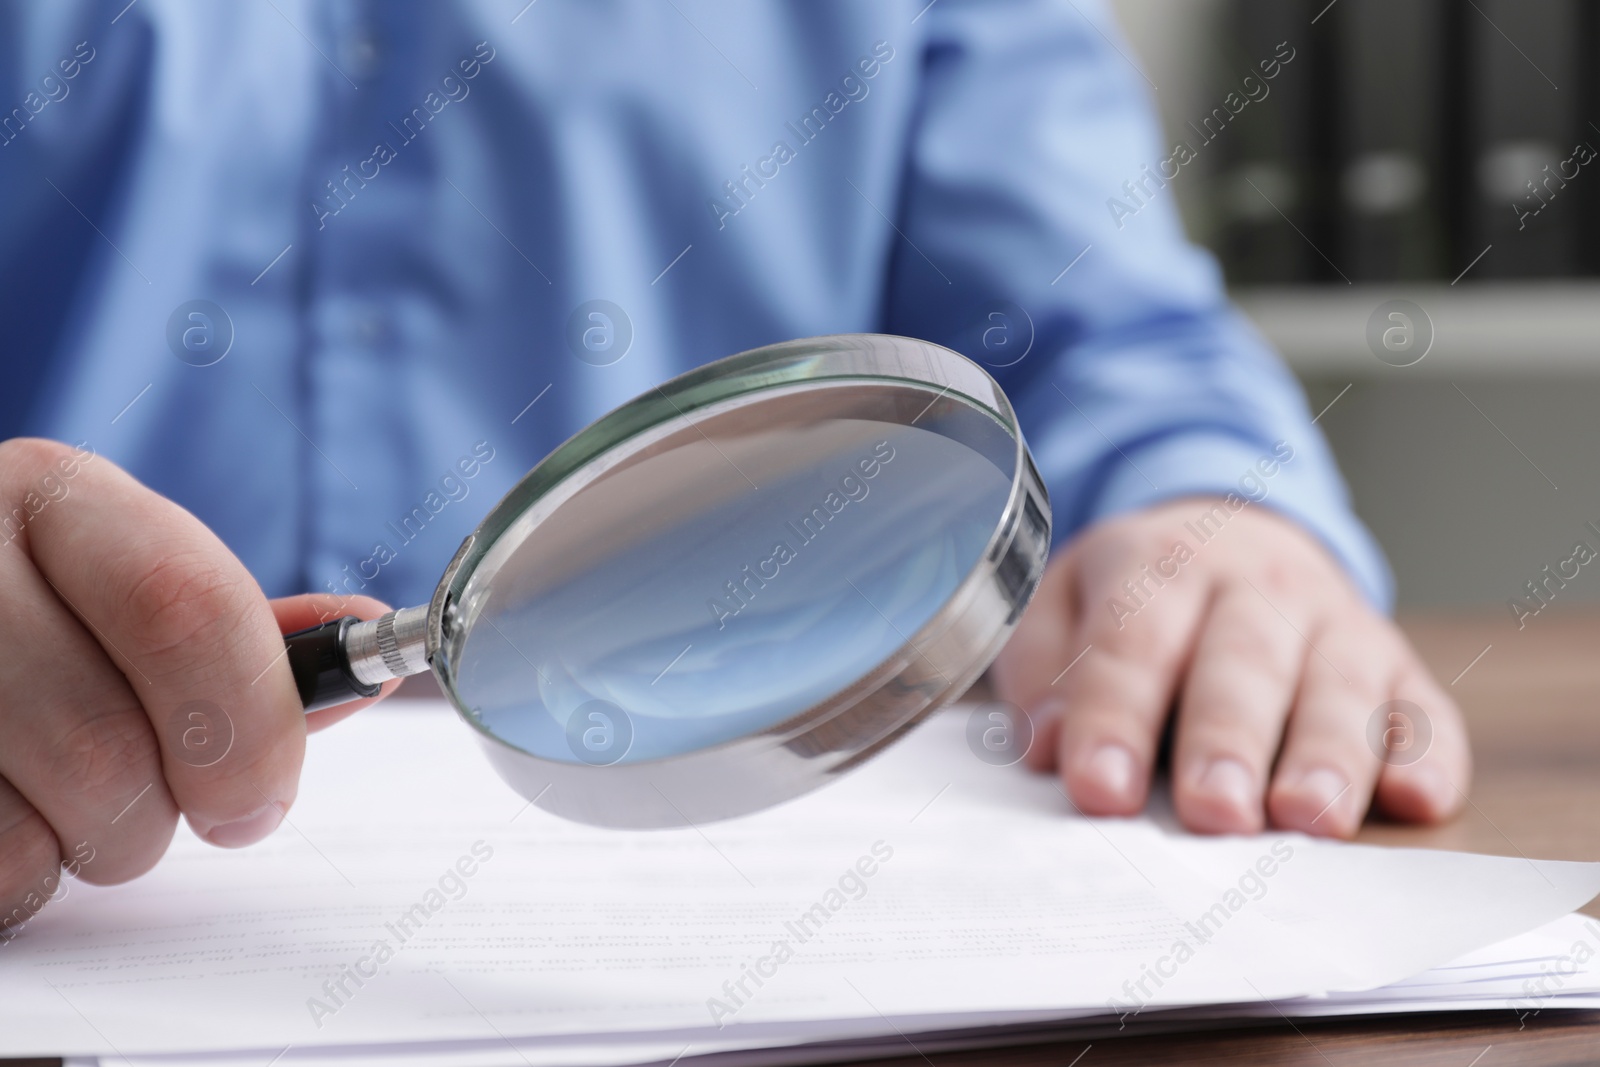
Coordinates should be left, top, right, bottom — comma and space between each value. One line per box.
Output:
5, 699, 1596, 1066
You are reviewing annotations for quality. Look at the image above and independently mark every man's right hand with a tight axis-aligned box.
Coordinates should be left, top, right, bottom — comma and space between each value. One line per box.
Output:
0, 438, 395, 936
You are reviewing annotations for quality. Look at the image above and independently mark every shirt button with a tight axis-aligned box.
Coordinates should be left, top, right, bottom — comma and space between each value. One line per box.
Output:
341, 32, 383, 82
354, 306, 393, 349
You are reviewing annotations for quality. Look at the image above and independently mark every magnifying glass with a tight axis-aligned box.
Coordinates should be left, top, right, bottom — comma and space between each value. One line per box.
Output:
282, 334, 1051, 828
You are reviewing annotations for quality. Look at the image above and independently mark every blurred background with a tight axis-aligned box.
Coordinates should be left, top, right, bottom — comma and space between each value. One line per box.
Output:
1108, 0, 1600, 610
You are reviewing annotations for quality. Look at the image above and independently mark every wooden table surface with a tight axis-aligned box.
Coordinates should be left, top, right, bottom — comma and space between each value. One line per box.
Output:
853, 612, 1600, 1066
11, 614, 1600, 1067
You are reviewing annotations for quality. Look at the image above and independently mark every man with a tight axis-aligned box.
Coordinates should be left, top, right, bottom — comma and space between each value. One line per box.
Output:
0, 0, 1467, 929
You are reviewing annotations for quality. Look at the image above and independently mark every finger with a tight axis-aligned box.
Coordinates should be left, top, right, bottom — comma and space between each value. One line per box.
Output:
1372, 661, 1471, 824
0, 776, 64, 935
269, 594, 402, 733
1172, 583, 1307, 834
991, 553, 1076, 772
1054, 564, 1212, 815
11, 439, 302, 848
0, 564, 179, 883
0, 448, 179, 883
1266, 612, 1400, 838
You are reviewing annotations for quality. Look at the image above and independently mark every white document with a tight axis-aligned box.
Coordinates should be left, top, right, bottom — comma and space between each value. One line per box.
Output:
3, 699, 1597, 1061
59, 918, 1600, 1066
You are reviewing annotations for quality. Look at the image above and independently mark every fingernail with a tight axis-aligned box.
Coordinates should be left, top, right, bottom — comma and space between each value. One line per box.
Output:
1299, 767, 1350, 825
1199, 757, 1256, 814
1410, 762, 1456, 812
200, 803, 285, 848
1084, 743, 1137, 801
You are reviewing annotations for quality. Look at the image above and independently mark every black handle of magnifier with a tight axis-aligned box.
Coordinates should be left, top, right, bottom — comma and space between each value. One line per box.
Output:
283, 616, 382, 712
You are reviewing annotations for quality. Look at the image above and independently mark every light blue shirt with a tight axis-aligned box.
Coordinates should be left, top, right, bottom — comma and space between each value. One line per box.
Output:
0, 0, 1391, 611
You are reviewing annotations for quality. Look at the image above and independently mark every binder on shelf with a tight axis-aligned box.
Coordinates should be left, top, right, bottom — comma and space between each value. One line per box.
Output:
1206, 0, 1599, 285
1212, 0, 1326, 286
1331, 0, 1449, 281
1456, 0, 1581, 279
1577, 0, 1600, 276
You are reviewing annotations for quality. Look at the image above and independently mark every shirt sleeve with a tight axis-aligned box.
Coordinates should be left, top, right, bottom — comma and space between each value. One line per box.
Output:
878, 0, 1393, 609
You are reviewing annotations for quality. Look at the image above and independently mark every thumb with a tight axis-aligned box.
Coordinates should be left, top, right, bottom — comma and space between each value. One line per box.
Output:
269, 594, 404, 732
990, 551, 1078, 772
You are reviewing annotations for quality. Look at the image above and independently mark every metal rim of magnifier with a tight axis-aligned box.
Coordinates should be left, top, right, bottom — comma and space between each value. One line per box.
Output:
365, 334, 1052, 829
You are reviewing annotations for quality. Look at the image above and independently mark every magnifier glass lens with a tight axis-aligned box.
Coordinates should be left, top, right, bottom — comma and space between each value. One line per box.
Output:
444, 381, 1016, 766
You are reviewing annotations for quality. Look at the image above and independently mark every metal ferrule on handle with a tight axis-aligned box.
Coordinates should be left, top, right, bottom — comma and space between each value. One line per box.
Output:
284, 605, 432, 712
344, 605, 431, 688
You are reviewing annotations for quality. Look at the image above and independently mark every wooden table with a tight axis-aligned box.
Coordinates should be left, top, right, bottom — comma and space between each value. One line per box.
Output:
11, 615, 1600, 1067
850, 613, 1600, 1066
